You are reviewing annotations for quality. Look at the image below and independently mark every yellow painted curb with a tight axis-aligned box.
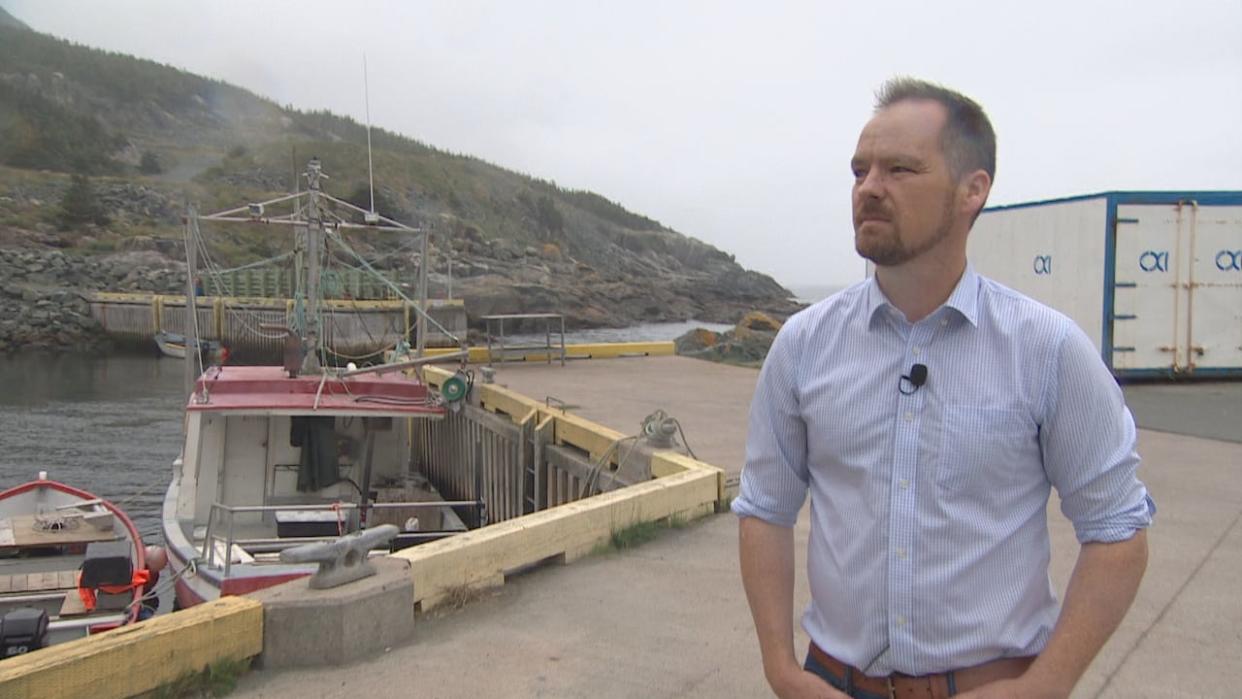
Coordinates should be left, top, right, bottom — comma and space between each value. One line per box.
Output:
0, 596, 263, 699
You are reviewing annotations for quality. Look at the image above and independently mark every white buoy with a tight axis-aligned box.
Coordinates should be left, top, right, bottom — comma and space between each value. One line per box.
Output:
347, 362, 358, 371
38, 471, 47, 481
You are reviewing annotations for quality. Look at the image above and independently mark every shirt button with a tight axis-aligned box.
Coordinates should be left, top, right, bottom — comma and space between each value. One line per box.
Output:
896, 615, 907, 626
896, 547, 907, 559
899, 478, 910, 489
903, 411, 913, 422
940, 319, 948, 327
911, 346, 921, 356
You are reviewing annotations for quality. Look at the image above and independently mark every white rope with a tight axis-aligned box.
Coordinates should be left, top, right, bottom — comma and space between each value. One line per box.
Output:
327, 230, 460, 342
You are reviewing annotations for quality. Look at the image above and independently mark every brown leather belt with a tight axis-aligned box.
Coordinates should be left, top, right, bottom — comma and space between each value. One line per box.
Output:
809, 643, 1034, 699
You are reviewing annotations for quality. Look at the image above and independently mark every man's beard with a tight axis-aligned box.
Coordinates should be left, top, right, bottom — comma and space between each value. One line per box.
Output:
855, 193, 956, 267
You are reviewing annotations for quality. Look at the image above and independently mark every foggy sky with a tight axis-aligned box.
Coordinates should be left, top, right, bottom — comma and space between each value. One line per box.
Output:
5, 0, 1240, 289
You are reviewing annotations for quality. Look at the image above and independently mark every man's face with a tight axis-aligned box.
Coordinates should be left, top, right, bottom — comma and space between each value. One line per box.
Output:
851, 100, 962, 267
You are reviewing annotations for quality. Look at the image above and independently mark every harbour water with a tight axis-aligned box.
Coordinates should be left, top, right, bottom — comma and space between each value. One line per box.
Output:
0, 354, 185, 542
786, 283, 848, 304
0, 320, 737, 542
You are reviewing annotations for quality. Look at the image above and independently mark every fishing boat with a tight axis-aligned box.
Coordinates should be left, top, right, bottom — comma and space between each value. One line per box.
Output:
162, 158, 475, 608
154, 330, 225, 361
0, 474, 147, 654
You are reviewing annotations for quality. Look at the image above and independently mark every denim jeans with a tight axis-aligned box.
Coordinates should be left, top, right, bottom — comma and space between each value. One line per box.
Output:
803, 650, 958, 699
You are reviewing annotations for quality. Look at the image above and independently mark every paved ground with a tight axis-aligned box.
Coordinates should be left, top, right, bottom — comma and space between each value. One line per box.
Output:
236, 357, 1241, 699
1122, 381, 1242, 444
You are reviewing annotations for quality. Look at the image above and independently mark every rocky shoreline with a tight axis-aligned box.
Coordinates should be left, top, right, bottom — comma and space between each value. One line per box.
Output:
0, 246, 185, 354
0, 234, 802, 355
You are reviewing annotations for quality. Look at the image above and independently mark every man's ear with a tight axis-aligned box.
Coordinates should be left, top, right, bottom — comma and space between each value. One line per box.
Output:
961, 170, 992, 219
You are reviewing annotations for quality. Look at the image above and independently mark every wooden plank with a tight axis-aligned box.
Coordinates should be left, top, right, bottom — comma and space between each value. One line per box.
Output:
478, 386, 540, 422
58, 571, 76, 590
0, 575, 11, 593
10, 575, 27, 593
59, 590, 88, 617
3, 515, 118, 548
545, 444, 633, 493
0, 596, 263, 699
653, 451, 727, 504
394, 461, 721, 610
553, 414, 627, 463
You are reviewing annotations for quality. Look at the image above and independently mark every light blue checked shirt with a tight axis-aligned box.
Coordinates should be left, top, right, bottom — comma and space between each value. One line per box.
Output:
733, 264, 1155, 676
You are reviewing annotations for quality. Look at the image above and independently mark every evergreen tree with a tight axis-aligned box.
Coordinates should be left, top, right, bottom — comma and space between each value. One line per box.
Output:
57, 174, 109, 229
139, 150, 162, 174
345, 184, 407, 222
535, 194, 564, 237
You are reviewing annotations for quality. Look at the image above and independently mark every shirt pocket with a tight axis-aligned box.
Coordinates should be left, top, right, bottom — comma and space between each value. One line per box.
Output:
938, 405, 1032, 495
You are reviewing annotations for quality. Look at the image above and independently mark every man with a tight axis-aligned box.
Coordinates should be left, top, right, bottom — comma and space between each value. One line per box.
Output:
734, 78, 1154, 699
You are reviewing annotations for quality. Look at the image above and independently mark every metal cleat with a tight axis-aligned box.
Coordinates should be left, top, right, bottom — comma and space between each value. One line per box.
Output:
279, 524, 399, 590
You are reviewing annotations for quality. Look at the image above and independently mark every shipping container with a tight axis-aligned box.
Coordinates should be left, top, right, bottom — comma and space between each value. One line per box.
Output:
969, 191, 1242, 379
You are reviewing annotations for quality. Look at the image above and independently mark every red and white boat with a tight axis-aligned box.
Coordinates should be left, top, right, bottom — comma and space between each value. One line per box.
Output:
161, 365, 469, 608
161, 159, 474, 608
0, 475, 147, 652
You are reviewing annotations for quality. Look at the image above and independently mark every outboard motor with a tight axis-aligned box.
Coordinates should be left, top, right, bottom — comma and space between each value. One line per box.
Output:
0, 608, 50, 658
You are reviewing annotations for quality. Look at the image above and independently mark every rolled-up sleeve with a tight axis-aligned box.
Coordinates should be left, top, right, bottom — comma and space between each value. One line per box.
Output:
1040, 323, 1156, 544
731, 320, 810, 528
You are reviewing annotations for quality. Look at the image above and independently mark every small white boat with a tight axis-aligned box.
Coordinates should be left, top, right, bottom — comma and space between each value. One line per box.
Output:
154, 330, 225, 361
0, 475, 146, 654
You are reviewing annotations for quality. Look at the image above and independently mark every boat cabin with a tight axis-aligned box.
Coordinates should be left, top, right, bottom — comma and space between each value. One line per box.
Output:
165, 366, 466, 602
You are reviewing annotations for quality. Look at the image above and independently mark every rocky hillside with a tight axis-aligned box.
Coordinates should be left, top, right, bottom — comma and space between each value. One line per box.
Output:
0, 8, 801, 352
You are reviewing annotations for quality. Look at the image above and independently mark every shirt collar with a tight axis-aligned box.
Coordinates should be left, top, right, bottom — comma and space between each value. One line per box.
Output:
865, 262, 980, 328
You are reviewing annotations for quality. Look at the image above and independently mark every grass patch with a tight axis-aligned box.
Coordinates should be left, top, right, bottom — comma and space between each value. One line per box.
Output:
595, 515, 689, 555
437, 582, 490, 611
139, 658, 251, 699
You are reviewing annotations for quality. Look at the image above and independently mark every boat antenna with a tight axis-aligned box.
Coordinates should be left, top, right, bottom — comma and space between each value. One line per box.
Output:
363, 53, 376, 219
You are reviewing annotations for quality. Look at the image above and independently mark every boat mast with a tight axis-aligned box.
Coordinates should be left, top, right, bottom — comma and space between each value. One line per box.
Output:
302, 158, 325, 372
416, 228, 428, 359
183, 205, 200, 403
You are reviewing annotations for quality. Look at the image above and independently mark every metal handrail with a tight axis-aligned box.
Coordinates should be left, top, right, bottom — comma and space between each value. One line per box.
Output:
200, 498, 480, 577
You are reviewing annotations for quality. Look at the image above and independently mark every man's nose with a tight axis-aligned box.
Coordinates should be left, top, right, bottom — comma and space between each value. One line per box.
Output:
855, 167, 884, 199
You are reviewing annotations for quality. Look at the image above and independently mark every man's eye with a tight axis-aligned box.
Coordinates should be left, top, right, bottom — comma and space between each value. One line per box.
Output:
852, 168, 867, 179
892, 166, 915, 174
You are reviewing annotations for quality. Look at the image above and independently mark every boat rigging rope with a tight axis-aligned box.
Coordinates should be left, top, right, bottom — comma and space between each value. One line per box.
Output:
211, 250, 295, 275
326, 229, 461, 343
321, 248, 399, 359
576, 411, 699, 499
578, 434, 641, 500
191, 225, 291, 340
125, 555, 199, 616
352, 395, 435, 406
110, 480, 168, 507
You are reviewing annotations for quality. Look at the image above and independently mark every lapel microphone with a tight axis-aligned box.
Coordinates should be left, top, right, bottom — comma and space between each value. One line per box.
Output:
898, 363, 928, 395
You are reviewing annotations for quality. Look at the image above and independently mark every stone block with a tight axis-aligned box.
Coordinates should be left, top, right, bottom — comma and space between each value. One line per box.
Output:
246, 556, 413, 670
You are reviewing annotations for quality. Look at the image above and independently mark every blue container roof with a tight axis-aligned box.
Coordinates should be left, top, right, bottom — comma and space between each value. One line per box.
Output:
984, 190, 1242, 212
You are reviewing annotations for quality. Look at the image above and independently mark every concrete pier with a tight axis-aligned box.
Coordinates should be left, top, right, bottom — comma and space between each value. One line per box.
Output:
235, 357, 1242, 698
248, 557, 414, 670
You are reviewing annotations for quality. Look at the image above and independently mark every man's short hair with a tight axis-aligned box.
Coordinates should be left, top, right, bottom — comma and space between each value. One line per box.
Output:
875, 77, 996, 184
